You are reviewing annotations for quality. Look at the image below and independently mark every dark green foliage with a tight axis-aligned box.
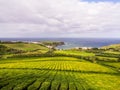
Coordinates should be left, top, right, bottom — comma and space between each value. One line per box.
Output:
0, 44, 24, 55
0, 45, 7, 55
41, 41, 64, 47
118, 58, 120, 62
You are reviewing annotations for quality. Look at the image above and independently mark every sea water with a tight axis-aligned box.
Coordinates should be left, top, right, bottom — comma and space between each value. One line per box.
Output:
0, 38, 120, 49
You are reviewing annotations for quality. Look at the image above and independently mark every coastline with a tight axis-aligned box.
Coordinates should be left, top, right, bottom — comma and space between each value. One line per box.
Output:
0, 38, 120, 50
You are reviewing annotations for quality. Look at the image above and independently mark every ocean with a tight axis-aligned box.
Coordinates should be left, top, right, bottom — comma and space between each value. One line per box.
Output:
0, 38, 120, 49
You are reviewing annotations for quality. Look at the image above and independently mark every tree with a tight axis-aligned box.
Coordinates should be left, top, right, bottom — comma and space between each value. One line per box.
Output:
0, 45, 7, 55
118, 58, 120, 62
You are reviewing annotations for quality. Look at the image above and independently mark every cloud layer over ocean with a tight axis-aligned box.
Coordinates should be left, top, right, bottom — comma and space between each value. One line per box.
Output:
0, 0, 120, 38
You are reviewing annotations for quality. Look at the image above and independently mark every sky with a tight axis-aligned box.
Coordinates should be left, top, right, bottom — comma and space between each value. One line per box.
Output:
0, 0, 120, 38
83, 0, 120, 3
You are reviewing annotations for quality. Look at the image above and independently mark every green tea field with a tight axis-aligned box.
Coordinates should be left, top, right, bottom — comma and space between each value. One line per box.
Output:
0, 43, 120, 90
0, 56, 120, 90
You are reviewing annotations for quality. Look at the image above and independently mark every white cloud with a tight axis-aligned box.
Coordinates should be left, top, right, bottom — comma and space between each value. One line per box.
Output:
0, 0, 120, 37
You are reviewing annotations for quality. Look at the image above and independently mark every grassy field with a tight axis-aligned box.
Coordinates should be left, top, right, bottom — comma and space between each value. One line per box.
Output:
0, 56, 120, 90
54, 50, 95, 56
0, 43, 120, 90
1, 43, 48, 51
103, 62, 120, 69
102, 44, 120, 49
104, 51, 120, 54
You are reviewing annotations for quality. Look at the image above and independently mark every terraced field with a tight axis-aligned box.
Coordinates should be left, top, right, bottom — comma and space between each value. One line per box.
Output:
0, 57, 120, 90
54, 50, 95, 56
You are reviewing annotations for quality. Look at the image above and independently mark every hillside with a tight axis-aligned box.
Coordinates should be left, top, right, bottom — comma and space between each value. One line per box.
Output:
101, 44, 120, 51
0, 42, 120, 90
1, 43, 48, 52
0, 45, 24, 55
0, 50, 120, 90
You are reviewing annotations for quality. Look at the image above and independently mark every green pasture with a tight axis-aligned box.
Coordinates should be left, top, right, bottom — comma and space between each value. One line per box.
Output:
1, 43, 48, 51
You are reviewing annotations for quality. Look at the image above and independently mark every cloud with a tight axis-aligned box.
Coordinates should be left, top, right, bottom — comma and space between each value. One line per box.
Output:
0, 0, 120, 37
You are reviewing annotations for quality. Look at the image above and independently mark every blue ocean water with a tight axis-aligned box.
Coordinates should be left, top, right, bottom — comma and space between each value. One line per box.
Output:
0, 38, 120, 49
